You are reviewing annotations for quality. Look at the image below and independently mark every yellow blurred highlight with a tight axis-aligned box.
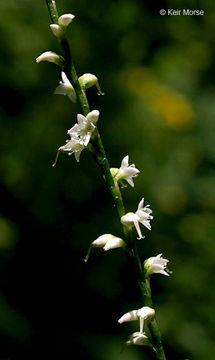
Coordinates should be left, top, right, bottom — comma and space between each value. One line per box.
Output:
126, 67, 193, 130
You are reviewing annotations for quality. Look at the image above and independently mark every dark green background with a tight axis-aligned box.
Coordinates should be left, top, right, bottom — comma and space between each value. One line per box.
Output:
0, 0, 215, 359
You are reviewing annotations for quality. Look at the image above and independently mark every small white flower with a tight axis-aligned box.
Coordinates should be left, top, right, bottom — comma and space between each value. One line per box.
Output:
52, 133, 85, 167
55, 72, 77, 103
84, 234, 125, 262
126, 331, 149, 346
50, 24, 64, 38
58, 13, 75, 28
118, 306, 155, 333
68, 110, 100, 146
121, 198, 153, 239
113, 155, 140, 187
144, 254, 170, 277
36, 51, 63, 66
58, 137, 85, 161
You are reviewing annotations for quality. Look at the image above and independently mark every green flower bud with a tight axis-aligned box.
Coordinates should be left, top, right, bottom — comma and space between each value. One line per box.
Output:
79, 73, 104, 95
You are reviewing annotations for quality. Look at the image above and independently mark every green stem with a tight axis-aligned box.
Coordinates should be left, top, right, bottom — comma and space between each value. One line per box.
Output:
45, 1, 167, 359
139, 279, 166, 359
45, 0, 59, 24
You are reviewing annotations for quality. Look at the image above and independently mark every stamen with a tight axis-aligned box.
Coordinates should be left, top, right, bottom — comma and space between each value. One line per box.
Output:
84, 245, 92, 263
52, 150, 60, 167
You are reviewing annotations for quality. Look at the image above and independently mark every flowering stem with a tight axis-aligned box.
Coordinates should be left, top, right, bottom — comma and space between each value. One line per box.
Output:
45, 1, 166, 359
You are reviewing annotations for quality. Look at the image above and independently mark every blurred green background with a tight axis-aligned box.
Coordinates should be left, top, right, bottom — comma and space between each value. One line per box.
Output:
0, 0, 215, 359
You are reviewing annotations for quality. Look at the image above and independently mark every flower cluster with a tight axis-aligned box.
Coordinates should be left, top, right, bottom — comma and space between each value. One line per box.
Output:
118, 306, 155, 346
52, 110, 100, 166
37, 6, 172, 353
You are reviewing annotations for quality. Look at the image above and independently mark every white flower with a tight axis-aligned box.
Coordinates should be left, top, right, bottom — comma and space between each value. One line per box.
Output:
36, 51, 63, 66
121, 198, 153, 239
84, 234, 125, 262
54, 72, 77, 103
144, 254, 170, 277
50, 24, 64, 38
68, 110, 100, 146
112, 155, 140, 187
58, 13, 75, 28
52, 133, 85, 167
118, 306, 155, 333
126, 332, 149, 346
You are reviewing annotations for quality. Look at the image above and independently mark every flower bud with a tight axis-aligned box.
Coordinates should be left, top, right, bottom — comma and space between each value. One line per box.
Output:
84, 234, 125, 262
79, 73, 98, 89
118, 310, 138, 324
36, 51, 64, 66
58, 13, 75, 28
86, 110, 100, 124
50, 24, 64, 38
79, 73, 104, 95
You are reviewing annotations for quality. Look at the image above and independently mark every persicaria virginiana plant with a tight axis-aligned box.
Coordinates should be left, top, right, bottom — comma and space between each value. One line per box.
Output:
36, 1, 172, 359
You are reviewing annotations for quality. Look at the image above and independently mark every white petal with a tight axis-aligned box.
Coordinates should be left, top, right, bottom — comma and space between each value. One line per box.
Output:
120, 155, 129, 169
77, 114, 87, 126
137, 198, 145, 211
54, 84, 67, 96
82, 133, 91, 146
61, 72, 71, 85
126, 178, 134, 187
67, 90, 77, 103
159, 270, 170, 276
142, 220, 151, 231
